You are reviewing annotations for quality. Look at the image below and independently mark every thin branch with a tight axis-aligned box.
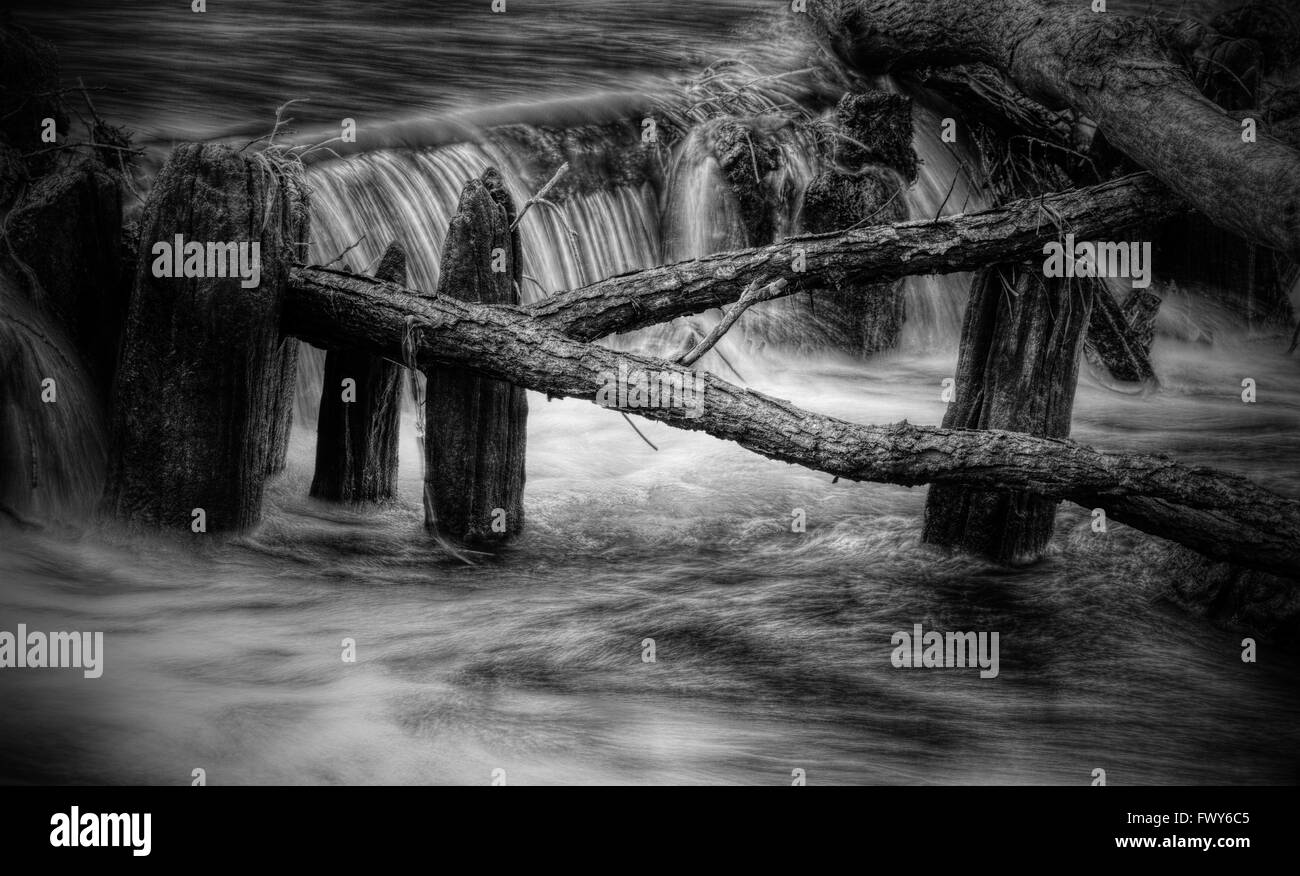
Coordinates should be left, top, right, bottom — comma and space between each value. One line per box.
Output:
239, 98, 309, 153
620, 412, 659, 451
511, 161, 570, 231
679, 278, 788, 367
932, 171, 961, 222
19, 142, 142, 159
323, 233, 367, 269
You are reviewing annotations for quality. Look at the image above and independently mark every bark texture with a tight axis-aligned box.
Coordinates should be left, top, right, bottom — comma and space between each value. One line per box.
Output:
283, 265, 1300, 579
423, 169, 527, 545
526, 173, 1184, 341
1084, 286, 1160, 384
924, 266, 1095, 563
104, 143, 308, 531
808, 0, 1300, 258
309, 242, 407, 503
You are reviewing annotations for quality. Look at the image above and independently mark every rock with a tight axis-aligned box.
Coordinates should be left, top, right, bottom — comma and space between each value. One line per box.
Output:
833, 92, 917, 182
703, 118, 783, 245
800, 166, 910, 355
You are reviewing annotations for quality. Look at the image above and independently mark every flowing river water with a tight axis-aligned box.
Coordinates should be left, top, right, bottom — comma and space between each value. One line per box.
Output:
1, 0, 1297, 785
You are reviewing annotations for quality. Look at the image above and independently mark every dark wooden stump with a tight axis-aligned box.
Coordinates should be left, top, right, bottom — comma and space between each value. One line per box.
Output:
103, 143, 308, 531
423, 169, 527, 545
799, 91, 916, 356
923, 265, 1095, 564
309, 242, 407, 503
264, 338, 299, 475
801, 165, 909, 355
832, 91, 919, 183
703, 118, 783, 245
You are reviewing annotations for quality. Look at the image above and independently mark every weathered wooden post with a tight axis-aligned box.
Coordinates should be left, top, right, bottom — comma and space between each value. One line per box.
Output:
309, 242, 407, 502
422, 168, 527, 545
103, 143, 308, 531
923, 267, 1095, 563
265, 338, 299, 476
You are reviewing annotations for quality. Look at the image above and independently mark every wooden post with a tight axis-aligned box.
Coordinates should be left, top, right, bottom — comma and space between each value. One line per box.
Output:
423, 168, 527, 545
923, 266, 1095, 564
103, 143, 308, 531
265, 338, 299, 475
309, 242, 407, 502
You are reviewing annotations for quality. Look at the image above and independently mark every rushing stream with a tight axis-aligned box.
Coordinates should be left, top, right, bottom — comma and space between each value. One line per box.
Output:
1, 0, 1298, 785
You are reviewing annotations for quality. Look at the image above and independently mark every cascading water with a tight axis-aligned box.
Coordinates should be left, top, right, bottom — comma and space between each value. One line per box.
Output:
299, 90, 982, 416
3, 2, 1298, 788
300, 139, 661, 419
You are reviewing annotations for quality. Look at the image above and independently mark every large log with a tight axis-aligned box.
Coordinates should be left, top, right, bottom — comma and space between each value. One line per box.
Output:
807, 0, 1300, 258
104, 143, 308, 531
283, 266, 1300, 579
423, 169, 527, 545
924, 266, 1095, 563
524, 173, 1184, 341
309, 242, 407, 503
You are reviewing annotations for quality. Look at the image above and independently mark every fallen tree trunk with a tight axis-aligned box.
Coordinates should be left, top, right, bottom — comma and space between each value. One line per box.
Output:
284, 178, 1179, 354
807, 0, 1300, 258
283, 267, 1300, 579
520, 173, 1182, 340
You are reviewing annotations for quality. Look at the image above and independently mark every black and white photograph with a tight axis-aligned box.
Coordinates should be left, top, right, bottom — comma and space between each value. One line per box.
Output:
0, 0, 1296, 852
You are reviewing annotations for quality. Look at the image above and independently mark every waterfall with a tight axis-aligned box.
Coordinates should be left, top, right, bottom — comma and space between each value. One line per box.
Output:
0, 274, 106, 524
302, 139, 662, 420
301, 98, 985, 415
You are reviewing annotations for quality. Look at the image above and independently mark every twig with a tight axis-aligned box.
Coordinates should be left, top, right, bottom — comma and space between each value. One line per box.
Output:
19, 142, 142, 159
678, 278, 787, 367
530, 198, 585, 284
323, 233, 367, 269
744, 130, 762, 183
511, 161, 570, 231
521, 274, 549, 297
712, 345, 747, 384
77, 77, 101, 130
932, 171, 961, 222
620, 413, 659, 451
239, 98, 309, 153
